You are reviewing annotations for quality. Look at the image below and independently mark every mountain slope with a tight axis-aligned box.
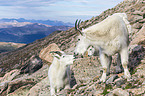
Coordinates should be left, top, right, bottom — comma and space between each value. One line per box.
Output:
0, 23, 71, 43
0, 0, 145, 95
0, 0, 144, 79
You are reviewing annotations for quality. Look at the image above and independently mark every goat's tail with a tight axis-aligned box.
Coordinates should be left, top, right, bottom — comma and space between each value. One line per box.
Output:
112, 13, 132, 35
120, 13, 132, 40
122, 13, 132, 34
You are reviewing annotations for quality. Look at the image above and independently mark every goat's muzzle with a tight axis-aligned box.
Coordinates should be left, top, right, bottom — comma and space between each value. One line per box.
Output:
73, 52, 78, 59
73, 52, 84, 59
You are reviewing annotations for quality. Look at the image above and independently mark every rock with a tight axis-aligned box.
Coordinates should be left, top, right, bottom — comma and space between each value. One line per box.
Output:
133, 63, 145, 77
114, 78, 126, 87
20, 55, 43, 74
129, 44, 144, 55
0, 68, 3, 73
27, 86, 41, 96
0, 82, 8, 95
6, 65, 48, 96
115, 64, 123, 74
71, 56, 101, 84
142, 80, 145, 86
39, 43, 61, 63
130, 24, 145, 46
0, 70, 20, 95
107, 88, 129, 96
131, 15, 143, 23
0, 76, 36, 96
132, 45, 144, 52
0, 68, 4, 77
7, 84, 33, 96
127, 87, 145, 95
0, 69, 20, 83
129, 44, 138, 54
132, 10, 143, 16
139, 18, 145, 23
106, 75, 118, 84
128, 44, 144, 69
26, 77, 50, 96
132, 22, 142, 29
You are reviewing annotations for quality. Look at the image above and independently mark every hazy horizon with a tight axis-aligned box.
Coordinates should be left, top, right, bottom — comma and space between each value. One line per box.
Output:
0, 0, 124, 23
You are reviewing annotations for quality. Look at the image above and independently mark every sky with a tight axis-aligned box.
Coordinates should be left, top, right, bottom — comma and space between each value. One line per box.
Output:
0, 0, 124, 23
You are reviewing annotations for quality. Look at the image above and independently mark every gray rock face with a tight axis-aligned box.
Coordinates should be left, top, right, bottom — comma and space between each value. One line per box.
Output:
20, 55, 43, 74
106, 75, 118, 85
107, 88, 129, 96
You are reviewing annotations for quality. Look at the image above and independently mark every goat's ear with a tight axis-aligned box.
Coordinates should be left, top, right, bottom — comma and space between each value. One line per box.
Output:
50, 51, 62, 59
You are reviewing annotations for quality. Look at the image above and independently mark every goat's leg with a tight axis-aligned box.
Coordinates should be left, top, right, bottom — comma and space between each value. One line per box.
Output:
56, 84, 61, 93
50, 87, 56, 96
57, 89, 60, 93
64, 76, 70, 89
56, 80, 63, 93
64, 83, 70, 89
120, 47, 131, 80
100, 53, 110, 82
107, 56, 112, 75
64, 66, 71, 89
116, 53, 122, 73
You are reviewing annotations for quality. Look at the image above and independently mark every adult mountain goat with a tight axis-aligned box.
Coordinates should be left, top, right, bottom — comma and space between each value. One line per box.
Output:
74, 13, 131, 82
48, 51, 74, 96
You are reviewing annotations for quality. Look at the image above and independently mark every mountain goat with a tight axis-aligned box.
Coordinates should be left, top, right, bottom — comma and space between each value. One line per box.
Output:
48, 51, 74, 96
74, 13, 131, 82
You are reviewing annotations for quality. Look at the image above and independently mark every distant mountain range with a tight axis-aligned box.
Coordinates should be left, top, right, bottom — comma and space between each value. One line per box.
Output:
0, 18, 73, 26
0, 18, 72, 43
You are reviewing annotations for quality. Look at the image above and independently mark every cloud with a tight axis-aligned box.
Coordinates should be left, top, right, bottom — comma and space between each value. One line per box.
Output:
0, 0, 124, 23
0, 0, 55, 7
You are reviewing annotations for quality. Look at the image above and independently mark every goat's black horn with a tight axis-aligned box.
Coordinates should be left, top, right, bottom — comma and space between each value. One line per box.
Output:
75, 19, 83, 36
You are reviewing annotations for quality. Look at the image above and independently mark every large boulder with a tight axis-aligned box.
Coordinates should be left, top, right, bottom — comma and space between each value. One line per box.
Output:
20, 55, 43, 74
39, 43, 61, 63
26, 77, 50, 96
130, 24, 145, 46
0, 69, 20, 83
4, 65, 48, 96
107, 88, 129, 96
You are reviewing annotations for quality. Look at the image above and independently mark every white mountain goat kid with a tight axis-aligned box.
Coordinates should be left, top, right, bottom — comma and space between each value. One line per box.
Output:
74, 13, 131, 82
48, 51, 74, 96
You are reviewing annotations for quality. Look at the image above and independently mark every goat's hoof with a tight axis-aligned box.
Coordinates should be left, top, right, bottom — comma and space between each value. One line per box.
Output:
125, 71, 131, 80
98, 80, 106, 84
126, 75, 131, 81
99, 79, 106, 83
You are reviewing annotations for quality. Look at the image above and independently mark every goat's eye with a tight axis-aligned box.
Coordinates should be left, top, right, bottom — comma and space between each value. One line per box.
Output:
63, 56, 65, 58
78, 39, 80, 41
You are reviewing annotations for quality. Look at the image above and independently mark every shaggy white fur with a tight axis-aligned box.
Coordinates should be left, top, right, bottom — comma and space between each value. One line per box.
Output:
74, 13, 131, 82
48, 51, 74, 96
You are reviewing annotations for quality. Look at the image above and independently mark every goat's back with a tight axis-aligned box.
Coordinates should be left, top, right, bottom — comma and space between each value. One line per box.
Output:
83, 15, 128, 41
